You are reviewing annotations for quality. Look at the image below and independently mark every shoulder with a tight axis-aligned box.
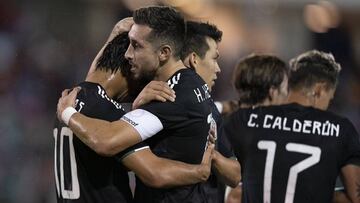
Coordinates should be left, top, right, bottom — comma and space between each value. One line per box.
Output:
168, 68, 205, 91
168, 68, 211, 104
76, 82, 125, 117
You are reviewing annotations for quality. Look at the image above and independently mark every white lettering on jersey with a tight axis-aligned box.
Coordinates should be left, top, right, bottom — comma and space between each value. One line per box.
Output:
247, 113, 340, 137
263, 115, 273, 128
75, 99, 85, 112
283, 117, 291, 131
247, 113, 258, 127
194, 88, 204, 103
193, 84, 211, 103
121, 109, 163, 141
202, 84, 211, 100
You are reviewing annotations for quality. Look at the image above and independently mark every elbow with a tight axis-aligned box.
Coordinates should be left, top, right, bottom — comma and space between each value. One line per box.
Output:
94, 145, 116, 157
230, 167, 242, 188
140, 171, 169, 188
224, 161, 241, 188
225, 170, 241, 188
90, 137, 118, 157
147, 178, 168, 188
227, 175, 241, 188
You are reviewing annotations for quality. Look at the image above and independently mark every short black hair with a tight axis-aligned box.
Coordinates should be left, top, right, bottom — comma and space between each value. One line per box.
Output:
133, 6, 185, 58
233, 54, 288, 106
289, 50, 341, 91
96, 32, 131, 77
181, 21, 222, 60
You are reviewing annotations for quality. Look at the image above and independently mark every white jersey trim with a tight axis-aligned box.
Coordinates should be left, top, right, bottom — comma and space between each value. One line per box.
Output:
214, 101, 223, 114
167, 72, 181, 89
121, 109, 163, 141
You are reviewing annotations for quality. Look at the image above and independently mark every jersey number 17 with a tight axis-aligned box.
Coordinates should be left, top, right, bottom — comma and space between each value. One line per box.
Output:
258, 140, 321, 203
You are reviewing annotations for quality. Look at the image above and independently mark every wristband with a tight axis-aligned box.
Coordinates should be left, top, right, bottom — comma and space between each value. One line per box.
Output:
61, 107, 77, 125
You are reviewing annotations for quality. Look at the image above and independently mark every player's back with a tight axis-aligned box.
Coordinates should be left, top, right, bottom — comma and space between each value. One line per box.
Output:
53, 82, 133, 203
133, 68, 213, 203
224, 103, 360, 203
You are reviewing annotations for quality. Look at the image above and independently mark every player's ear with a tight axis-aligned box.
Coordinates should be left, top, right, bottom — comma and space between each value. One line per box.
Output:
188, 52, 198, 68
268, 86, 277, 102
158, 45, 172, 62
313, 82, 327, 98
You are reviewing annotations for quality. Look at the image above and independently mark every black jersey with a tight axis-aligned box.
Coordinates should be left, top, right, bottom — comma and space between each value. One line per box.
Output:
202, 101, 235, 203
224, 103, 360, 203
53, 82, 133, 203
121, 68, 214, 203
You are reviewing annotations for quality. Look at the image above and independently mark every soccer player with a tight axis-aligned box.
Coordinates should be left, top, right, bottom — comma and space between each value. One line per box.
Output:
53, 29, 135, 202
225, 51, 360, 203
56, 6, 215, 202
180, 21, 241, 203
226, 54, 289, 203
54, 17, 214, 202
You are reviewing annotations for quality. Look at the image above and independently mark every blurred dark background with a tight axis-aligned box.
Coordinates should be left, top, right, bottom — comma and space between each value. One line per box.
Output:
0, 0, 359, 202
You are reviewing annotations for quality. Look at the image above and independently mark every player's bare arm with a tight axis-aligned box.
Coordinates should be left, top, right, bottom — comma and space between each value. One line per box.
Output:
122, 143, 214, 188
333, 190, 352, 203
341, 164, 360, 203
212, 150, 241, 187
57, 88, 141, 156
87, 17, 134, 76
56, 84, 175, 156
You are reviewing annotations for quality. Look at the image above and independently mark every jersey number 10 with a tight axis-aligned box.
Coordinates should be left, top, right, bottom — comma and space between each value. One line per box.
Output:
258, 140, 321, 203
53, 127, 80, 199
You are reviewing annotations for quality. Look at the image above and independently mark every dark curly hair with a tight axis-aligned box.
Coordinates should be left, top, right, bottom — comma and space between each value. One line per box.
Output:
233, 54, 288, 106
289, 50, 341, 91
96, 32, 131, 78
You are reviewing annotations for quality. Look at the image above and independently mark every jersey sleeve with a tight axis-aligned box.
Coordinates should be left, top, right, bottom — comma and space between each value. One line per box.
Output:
74, 89, 88, 112
114, 142, 149, 161
341, 119, 360, 167
121, 109, 164, 141
139, 100, 188, 130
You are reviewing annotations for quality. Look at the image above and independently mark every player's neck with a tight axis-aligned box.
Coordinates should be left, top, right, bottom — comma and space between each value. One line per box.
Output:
287, 90, 313, 108
85, 70, 127, 99
154, 58, 186, 81
240, 99, 272, 108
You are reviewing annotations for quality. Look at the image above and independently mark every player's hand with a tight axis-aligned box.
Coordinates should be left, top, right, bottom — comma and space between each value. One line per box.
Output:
57, 87, 81, 121
107, 17, 134, 43
208, 126, 217, 144
132, 81, 176, 109
197, 143, 214, 181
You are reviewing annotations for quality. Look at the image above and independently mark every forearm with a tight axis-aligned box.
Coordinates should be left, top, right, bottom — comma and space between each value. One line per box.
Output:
213, 150, 241, 187
87, 45, 107, 76
87, 32, 117, 76
153, 158, 207, 188
332, 190, 352, 203
341, 164, 360, 203
69, 113, 140, 156
123, 150, 208, 188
